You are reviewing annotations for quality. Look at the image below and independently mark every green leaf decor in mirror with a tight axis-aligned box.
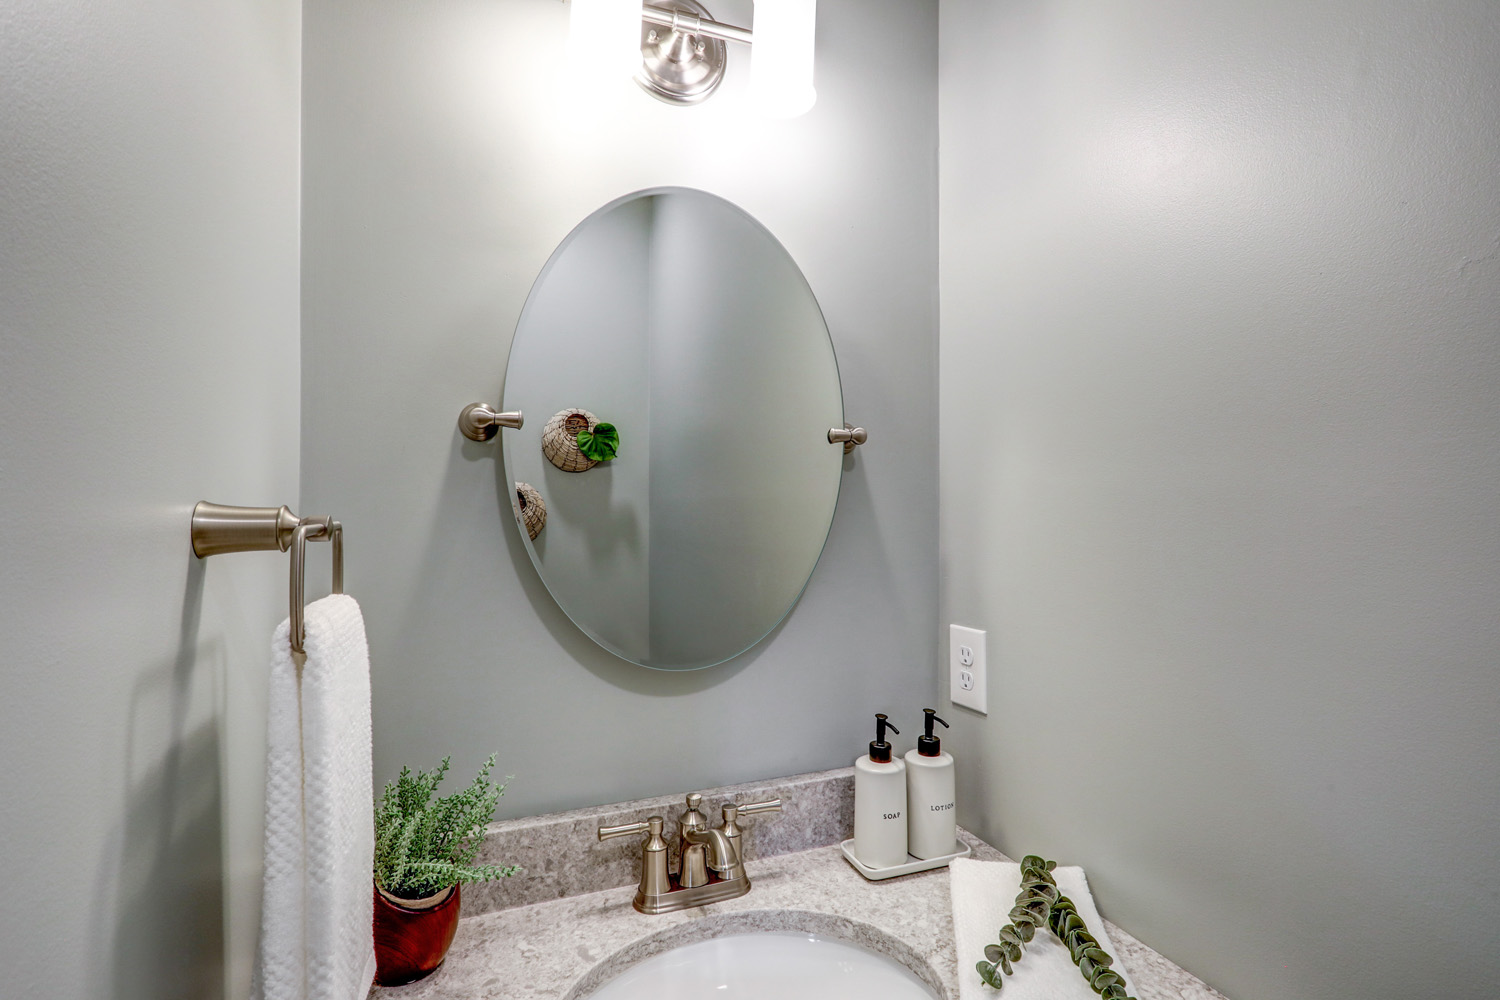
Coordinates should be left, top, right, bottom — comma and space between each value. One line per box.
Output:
575, 422, 619, 463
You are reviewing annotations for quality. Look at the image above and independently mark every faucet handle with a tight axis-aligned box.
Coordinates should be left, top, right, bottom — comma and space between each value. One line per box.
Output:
720, 797, 782, 834
719, 797, 782, 868
599, 815, 666, 844
598, 817, 670, 901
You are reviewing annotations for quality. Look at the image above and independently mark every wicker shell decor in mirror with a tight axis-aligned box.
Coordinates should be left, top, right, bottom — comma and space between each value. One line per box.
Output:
541, 409, 600, 473
513, 483, 546, 541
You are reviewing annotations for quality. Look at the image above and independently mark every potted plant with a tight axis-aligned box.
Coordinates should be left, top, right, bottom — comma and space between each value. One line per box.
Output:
372, 754, 520, 986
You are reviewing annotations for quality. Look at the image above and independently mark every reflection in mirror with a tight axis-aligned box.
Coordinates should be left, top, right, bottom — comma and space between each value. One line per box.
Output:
501, 188, 844, 670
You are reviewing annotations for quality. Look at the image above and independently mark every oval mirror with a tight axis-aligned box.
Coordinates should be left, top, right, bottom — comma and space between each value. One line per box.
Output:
500, 187, 845, 670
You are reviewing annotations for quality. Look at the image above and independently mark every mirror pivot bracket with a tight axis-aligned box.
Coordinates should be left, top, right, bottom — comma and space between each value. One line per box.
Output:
828, 423, 868, 454
460, 402, 524, 441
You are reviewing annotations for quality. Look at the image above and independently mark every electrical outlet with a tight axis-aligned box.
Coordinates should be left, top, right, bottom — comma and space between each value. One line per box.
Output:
949, 624, 987, 714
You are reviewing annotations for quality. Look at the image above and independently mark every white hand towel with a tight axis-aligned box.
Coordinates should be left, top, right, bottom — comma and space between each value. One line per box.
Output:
950, 858, 1137, 1000
254, 594, 377, 1000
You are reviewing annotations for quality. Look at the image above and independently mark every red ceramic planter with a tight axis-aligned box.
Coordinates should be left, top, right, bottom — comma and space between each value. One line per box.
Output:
373, 882, 461, 987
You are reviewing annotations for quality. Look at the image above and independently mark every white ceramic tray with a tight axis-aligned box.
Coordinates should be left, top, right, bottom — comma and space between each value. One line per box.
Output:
840, 838, 972, 881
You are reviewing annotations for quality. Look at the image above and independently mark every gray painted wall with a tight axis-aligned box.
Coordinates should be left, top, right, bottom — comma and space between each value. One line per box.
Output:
300, 0, 939, 818
0, 3, 301, 998
938, 3, 1500, 999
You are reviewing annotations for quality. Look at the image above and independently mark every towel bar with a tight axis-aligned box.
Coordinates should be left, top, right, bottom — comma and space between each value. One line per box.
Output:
191, 501, 344, 654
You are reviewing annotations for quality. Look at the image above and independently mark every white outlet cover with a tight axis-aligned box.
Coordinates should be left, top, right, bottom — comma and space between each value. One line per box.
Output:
949, 624, 987, 714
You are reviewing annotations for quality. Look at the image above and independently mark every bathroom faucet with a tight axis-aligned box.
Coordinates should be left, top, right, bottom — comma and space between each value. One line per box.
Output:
598, 792, 782, 914
679, 793, 740, 886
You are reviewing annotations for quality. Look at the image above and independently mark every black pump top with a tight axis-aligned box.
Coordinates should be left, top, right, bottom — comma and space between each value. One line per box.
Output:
868, 713, 899, 763
917, 708, 950, 756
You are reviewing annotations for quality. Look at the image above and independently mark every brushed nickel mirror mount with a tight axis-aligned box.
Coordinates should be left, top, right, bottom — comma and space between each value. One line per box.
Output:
828, 423, 867, 454
459, 403, 525, 442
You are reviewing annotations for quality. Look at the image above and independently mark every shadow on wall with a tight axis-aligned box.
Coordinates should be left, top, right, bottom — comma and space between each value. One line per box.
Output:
88, 557, 229, 1000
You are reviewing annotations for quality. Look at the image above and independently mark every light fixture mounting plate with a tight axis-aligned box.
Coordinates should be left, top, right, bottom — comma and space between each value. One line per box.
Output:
636, 0, 726, 106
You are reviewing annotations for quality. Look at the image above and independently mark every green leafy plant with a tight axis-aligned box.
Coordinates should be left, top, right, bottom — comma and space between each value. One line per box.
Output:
373, 754, 521, 899
976, 855, 1134, 999
575, 422, 619, 462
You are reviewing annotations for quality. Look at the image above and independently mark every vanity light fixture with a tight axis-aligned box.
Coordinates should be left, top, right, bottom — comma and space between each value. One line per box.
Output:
569, 0, 816, 116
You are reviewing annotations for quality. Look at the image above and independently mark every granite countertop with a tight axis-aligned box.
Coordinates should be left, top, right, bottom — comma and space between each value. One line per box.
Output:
377, 827, 1228, 1000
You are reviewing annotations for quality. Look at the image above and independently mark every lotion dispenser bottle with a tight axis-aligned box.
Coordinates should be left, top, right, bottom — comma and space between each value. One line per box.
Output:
905, 708, 956, 859
854, 713, 908, 868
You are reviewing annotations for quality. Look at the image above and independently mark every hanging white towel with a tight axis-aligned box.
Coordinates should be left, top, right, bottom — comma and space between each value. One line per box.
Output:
950, 858, 1138, 1000
254, 594, 376, 1000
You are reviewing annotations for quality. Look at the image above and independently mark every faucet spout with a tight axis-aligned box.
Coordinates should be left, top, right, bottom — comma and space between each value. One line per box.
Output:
683, 826, 742, 880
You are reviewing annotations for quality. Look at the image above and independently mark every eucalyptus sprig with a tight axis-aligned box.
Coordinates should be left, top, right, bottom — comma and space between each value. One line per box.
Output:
575, 422, 619, 462
975, 854, 1057, 989
976, 855, 1135, 1000
373, 754, 521, 899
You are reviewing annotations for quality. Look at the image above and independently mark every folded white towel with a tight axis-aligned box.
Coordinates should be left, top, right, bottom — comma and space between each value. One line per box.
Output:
254, 594, 377, 1000
950, 858, 1137, 1000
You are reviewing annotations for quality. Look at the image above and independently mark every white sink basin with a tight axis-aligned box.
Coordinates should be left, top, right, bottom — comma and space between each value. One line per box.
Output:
583, 931, 939, 1000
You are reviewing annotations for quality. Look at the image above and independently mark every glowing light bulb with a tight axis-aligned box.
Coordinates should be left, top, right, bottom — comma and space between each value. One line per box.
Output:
568, 0, 642, 90
751, 0, 816, 118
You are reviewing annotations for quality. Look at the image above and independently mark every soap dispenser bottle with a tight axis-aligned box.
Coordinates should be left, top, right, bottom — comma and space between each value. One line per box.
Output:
905, 708, 956, 860
854, 713, 908, 868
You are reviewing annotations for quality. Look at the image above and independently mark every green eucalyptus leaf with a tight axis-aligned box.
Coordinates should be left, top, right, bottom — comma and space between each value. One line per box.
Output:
1085, 948, 1113, 967
976, 961, 1001, 990
1078, 956, 1097, 980
999, 926, 1021, 947
999, 952, 1013, 976
575, 422, 620, 462
985, 944, 1003, 964
1092, 970, 1122, 990
1015, 920, 1035, 943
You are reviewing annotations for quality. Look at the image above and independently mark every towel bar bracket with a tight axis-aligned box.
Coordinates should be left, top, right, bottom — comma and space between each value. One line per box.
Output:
191, 501, 344, 654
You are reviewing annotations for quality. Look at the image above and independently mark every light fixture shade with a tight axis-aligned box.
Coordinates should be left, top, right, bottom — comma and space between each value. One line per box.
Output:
568, 0, 642, 87
751, 0, 817, 118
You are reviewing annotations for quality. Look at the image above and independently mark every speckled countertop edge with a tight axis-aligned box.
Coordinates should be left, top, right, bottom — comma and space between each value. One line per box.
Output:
374, 829, 1230, 1000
